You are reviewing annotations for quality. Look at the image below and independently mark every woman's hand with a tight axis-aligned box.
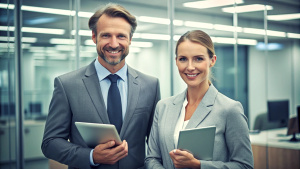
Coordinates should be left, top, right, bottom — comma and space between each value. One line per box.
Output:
169, 149, 200, 169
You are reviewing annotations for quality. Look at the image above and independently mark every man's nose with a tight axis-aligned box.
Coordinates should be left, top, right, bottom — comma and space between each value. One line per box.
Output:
109, 36, 119, 48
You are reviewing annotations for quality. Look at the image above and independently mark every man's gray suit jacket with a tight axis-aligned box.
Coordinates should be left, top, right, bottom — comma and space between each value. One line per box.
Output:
41, 61, 160, 169
145, 84, 254, 169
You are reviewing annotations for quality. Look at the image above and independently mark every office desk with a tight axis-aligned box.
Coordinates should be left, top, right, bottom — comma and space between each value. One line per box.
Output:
0, 120, 48, 169
249, 128, 300, 169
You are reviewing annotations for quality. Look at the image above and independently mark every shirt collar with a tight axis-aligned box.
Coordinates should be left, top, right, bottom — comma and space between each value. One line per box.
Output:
94, 59, 128, 82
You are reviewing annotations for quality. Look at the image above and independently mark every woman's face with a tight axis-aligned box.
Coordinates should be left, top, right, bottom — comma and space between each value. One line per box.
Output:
176, 40, 216, 88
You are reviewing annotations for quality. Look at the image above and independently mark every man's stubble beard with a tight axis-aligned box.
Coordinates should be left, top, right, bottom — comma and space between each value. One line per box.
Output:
97, 45, 129, 66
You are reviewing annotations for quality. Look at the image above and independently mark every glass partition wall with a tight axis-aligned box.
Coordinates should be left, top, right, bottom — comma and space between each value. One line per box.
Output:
0, 0, 17, 168
0, 0, 299, 168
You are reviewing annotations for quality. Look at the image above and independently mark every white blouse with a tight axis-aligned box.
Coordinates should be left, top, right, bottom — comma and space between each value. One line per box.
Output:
173, 97, 190, 148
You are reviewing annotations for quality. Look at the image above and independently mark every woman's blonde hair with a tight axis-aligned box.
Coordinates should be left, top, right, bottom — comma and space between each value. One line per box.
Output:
175, 30, 215, 59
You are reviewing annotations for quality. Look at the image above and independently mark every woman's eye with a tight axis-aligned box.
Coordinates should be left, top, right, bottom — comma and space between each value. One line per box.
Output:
195, 57, 203, 61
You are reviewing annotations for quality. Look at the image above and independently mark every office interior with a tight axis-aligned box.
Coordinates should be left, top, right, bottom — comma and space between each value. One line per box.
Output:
0, 0, 299, 168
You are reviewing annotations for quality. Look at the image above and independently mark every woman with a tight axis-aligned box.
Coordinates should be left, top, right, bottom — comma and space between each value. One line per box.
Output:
145, 30, 254, 169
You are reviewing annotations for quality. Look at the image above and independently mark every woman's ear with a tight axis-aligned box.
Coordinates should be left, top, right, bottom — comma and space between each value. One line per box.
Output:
210, 55, 217, 67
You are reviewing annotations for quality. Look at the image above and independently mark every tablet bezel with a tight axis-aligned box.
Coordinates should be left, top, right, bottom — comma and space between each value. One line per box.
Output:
75, 122, 122, 147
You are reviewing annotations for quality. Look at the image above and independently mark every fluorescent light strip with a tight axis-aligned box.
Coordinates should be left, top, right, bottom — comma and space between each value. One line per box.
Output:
78, 12, 94, 18
85, 40, 95, 46
55, 45, 75, 51
243, 28, 265, 35
50, 38, 75, 45
138, 16, 183, 26
131, 41, 153, 47
0, 26, 65, 35
184, 21, 214, 29
214, 24, 243, 32
183, 0, 244, 9
139, 33, 170, 40
243, 28, 286, 37
0, 43, 31, 48
71, 30, 91, 36
222, 4, 273, 13
267, 13, 300, 21
237, 39, 257, 45
0, 26, 14, 31
287, 33, 300, 39
211, 37, 257, 45
84, 39, 153, 48
0, 3, 93, 18
22, 5, 75, 16
22, 27, 65, 35
266, 30, 286, 37
0, 36, 37, 43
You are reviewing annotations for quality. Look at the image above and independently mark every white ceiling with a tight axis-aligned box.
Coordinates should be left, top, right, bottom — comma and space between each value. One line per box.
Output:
0, 0, 299, 46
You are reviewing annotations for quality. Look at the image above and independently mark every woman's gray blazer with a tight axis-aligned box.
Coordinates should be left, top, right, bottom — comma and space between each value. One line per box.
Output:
145, 84, 254, 169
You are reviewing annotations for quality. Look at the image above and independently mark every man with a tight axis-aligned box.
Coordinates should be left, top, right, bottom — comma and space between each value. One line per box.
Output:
41, 3, 160, 169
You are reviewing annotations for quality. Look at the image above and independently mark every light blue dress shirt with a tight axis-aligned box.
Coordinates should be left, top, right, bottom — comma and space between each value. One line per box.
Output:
90, 59, 128, 166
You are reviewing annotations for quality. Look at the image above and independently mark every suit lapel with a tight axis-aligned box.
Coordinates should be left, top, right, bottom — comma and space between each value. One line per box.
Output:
82, 61, 110, 124
165, 91, 186, 152
119, 66, 140, 138
185, 84, 218, 129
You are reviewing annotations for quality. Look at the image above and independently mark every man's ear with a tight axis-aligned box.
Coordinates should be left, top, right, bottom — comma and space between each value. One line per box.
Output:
129, 37, 132, 45
92, 31, 97, 44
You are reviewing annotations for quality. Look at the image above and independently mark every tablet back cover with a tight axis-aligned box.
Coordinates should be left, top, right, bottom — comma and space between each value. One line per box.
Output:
177, 126, 216, 160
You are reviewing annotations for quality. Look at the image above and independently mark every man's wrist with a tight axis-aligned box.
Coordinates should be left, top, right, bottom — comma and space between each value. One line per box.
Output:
90, 149, 99, 166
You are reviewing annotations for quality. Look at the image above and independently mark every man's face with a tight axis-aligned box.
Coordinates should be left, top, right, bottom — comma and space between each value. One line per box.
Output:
92, 14, 132, 66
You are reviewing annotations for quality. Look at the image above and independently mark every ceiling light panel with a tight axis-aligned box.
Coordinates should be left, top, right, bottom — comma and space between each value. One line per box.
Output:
183, 0, 244, 9
184, 21, 214, 29
214, 24, 243, 32
222, 4, 273, 13
267, 13, 300, 21
287, 33, 300, 39
50, 38, 75, 45
138, 16, 183, 26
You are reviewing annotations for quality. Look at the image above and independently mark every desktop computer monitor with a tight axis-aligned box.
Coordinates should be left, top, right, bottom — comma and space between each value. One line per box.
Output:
267, 100, 289, 126
286, 106, 300, 142
29, 102, 42, 116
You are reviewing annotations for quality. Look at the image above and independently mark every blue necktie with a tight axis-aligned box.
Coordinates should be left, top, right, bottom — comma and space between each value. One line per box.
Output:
107, 74, 122, 133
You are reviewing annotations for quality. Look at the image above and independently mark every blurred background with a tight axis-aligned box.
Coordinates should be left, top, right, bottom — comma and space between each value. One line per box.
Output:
0, 0, 299, 168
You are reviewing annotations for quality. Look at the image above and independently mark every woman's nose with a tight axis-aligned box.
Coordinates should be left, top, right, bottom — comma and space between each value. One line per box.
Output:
187, 61, 195, 71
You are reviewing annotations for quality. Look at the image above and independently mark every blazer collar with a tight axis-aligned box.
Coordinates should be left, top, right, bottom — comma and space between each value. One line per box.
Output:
119, 66, 139, 138
185, 84, 218, 129
83, 60, 110, 123
164, 90, 186, 151
164, 84, 218, 151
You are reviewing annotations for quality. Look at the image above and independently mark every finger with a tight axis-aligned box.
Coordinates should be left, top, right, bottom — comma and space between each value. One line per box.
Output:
101, 140, 115, 150
111, 141, 128, 157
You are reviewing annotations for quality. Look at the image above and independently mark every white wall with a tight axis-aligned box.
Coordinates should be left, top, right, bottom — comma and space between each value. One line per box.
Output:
126, 41, 172, 99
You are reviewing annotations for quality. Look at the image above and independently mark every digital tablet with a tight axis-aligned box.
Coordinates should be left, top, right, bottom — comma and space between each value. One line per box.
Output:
75, 122, 122, 147
177, 126, 216, 160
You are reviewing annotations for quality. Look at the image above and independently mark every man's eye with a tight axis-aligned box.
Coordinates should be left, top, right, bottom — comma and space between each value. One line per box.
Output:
118, 35, 126, 38
179, 58, 187, 61
102, 34, 109, 38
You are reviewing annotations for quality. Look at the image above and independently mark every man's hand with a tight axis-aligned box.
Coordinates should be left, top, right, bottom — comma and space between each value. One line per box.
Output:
93, 140, 128, 165
169, 149, 200, 169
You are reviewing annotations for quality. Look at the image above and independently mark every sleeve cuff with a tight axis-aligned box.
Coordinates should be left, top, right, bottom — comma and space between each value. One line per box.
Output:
90, 149, 100, 166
